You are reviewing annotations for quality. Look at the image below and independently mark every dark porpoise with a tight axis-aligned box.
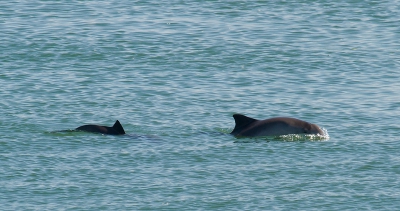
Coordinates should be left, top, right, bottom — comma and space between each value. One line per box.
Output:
230, 114, 324, 137
75, 120, 125, 135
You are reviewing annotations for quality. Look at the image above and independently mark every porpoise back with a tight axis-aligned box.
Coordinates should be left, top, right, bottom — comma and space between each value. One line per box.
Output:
75, 120, 126, 135
231, 114, 323, 137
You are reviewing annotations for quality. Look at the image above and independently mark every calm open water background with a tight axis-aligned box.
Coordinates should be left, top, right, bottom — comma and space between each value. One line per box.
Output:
1, 0, 400, 210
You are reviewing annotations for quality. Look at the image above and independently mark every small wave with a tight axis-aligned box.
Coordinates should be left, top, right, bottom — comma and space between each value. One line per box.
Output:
234, 129, 329, 143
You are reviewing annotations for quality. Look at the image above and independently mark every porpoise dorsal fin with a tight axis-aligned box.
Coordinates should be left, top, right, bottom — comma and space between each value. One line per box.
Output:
112, 120, 126, 135
230, 114, 258, 135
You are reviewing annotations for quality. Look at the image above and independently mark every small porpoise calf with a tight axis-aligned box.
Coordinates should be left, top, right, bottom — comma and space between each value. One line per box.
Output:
230, 114, 324, 137
75, 120, 126, 135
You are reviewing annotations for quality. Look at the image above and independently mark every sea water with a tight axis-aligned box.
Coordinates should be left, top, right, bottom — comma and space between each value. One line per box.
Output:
1, 0, 400, 210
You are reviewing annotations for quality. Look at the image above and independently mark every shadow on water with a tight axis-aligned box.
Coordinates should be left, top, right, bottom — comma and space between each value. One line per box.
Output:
46, 130, 162, 141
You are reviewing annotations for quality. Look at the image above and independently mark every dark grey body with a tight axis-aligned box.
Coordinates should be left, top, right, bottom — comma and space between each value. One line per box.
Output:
230, 114, 324, 137
75, 120, 125, 135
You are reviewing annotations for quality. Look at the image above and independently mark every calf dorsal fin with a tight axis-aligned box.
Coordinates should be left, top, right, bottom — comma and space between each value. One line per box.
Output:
112, 120, 126, 134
